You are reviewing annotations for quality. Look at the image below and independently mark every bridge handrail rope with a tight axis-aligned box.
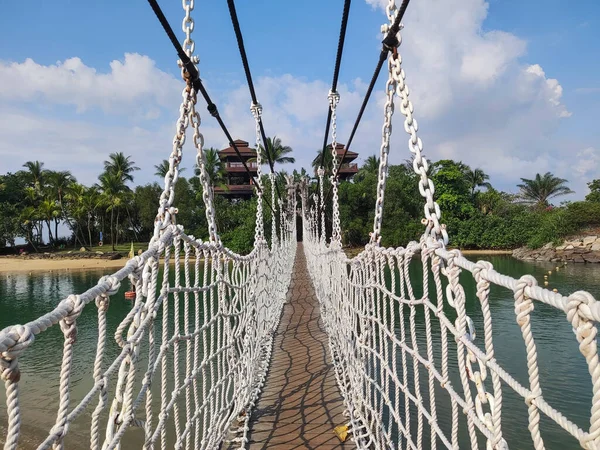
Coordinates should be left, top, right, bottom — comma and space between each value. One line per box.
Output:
302, 0, 600, 449
0, 1, 296, 449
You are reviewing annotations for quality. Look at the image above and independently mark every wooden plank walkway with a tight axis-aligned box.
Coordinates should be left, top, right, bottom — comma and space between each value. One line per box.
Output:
244, 244, 350, 449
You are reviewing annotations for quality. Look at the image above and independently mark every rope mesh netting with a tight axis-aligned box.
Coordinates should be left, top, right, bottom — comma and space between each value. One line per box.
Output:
0, 3, 297, 446
2, 0, 600, 449
302, 0, 600, 449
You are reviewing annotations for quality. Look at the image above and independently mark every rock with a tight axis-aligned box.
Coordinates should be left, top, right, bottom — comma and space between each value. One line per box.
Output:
542, 242, 553, 250
96, 251, 104, 255
591, 243, 600, 252
80, 247, 87, 252
583, 236, 598, 246
555, 245, 566, 251
67, 251, 73, 254
565, 245, 574, 250
584, 255, 600, 263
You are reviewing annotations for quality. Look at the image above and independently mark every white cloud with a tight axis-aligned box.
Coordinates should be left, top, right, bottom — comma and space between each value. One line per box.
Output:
0, 53, 180, 115
1, 0, 597, 205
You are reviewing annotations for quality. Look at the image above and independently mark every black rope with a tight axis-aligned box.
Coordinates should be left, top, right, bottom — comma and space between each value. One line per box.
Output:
318, 0, 352, 171
226, 0, 282, 202
146, 0, 275, 214
326, 0, 411, 202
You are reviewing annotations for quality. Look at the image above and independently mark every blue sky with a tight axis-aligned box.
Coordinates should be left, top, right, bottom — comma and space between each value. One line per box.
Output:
1, 0, 599, 200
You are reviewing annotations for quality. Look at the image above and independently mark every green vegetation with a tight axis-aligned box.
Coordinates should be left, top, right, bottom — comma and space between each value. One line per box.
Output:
2, 143, 599, 254
335, 159, 600, 249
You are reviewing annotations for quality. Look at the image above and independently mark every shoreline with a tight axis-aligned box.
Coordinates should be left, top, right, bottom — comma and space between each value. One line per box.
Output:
0, 257, 130, 274
1, 248, 515, 274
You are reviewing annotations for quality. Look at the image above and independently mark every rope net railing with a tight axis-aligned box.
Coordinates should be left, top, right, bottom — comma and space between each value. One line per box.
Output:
0, 2, 297, 449
302, 0, 600, 449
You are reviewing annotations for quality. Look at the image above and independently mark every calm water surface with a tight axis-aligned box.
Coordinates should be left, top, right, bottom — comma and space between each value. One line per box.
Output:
1, 256, 599, 449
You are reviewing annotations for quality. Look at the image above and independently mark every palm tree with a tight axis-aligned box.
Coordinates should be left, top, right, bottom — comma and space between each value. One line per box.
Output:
312, 148, 334, 174
81, 187, 102, 248
38, 199, 60, 244
22, 161, 46, 189
154, 159, 186, 179
98, 172, 130, 250
466, 168, 492, 196
195, 148, 226, 187
292, 168, 310, 182
356, 155, 380, 181
103, 152, 140, 184
517, 172, 574, 207
259, 136, 295, 166
46, 170, 76, 241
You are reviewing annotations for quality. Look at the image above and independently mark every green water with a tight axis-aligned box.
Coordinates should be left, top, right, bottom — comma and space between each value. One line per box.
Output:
1, 256, 599, 449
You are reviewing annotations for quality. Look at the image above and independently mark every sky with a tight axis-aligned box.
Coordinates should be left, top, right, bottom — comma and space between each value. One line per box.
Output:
1, 0, 599, 201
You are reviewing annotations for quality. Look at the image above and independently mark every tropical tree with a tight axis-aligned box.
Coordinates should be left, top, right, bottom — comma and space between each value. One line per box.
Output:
103, 152, 140, 184
465, 168, 492, 197
98, 171, 130, 250
22, 161, 46, 189
259, 136, 295, 166
586, 179, 600, 203
38, 199, 60, 244
356, 155, 380, 181
292, 168, 310, 182
46, 170, 76, 241
194, 148, 226, 187
312, 148, 334, 174
154, 159, 186, 179
517, 172, 574, 207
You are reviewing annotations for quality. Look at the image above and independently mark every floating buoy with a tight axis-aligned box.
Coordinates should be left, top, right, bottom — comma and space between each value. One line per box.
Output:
544, 275, 548, 279
548, 270, 552, 275
556, 267, 560, 271
553, 288, 558, 293
544, 281, 549, 286
125, 291, 136, 300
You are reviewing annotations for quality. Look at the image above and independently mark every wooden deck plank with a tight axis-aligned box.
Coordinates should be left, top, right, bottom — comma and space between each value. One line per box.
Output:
245, 244, 350, 449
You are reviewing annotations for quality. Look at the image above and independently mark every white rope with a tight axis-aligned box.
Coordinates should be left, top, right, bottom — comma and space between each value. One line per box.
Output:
301, 1, 600, 449
0, 3, 296, 447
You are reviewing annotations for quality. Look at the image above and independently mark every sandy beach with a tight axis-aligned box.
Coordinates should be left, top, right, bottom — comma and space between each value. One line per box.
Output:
0, 258, 129, 274
0, 248, 514, 274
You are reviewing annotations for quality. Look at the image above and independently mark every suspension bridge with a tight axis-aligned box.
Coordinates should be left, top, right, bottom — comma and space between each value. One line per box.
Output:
1, 0, 599, 449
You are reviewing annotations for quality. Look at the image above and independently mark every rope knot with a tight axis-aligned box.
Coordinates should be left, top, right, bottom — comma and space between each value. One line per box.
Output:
514, 275, 537, 325
473, 260, 493, 283
99, 275, 121, 296
95, 294, 110, 312
60, 295, 84, 343
567, 292, 598, 356
525, 390, 542, 406
0, 357, 20, 382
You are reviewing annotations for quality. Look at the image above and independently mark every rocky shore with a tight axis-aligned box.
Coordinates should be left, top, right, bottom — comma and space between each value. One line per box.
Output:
512, 235, 600, 263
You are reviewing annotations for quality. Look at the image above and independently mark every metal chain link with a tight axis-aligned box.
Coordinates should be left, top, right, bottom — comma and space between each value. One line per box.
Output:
190, 92, 219, 244
328, 91, 342, 245
317, 167, 326, 243
152, 87, 192, 241
251, 103, 265, 243
370, 35, 396, 245
182, 0, 195, 56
